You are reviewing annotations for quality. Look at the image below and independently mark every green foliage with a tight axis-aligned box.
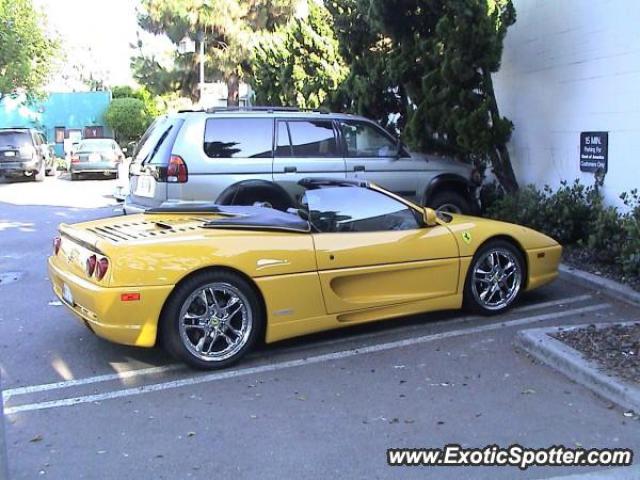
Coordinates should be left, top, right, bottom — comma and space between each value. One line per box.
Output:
252, 2, 347, 109
486, 180, 597, 245
620, 190, 640, 277
133, 0, 297, 103
0, 0, 59, 98
485, 181, 640, 280
104, 98, 152, 144
327, 0, 518, 189
110, 85, 166, 118
326, 0, 405, 131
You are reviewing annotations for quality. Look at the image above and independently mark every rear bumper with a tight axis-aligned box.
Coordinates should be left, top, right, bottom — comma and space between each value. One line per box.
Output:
71, 162, 118, 174
123, 197, 148, 215
48, 257, 173, 347
0, 160, 38, 175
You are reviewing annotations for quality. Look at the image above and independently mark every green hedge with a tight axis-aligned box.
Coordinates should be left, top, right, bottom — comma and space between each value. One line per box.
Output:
483, 180, 640, 278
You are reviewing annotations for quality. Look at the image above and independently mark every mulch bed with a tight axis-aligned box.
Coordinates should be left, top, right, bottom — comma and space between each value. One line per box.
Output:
562, 245, 640, 293
553, 323, 640, 385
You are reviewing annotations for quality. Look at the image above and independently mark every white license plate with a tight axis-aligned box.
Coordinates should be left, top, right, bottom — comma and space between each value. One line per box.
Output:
62, 283, 74, 305
3, 151, 15, 157
89, 153, 101, 163
135, 175, 156, 198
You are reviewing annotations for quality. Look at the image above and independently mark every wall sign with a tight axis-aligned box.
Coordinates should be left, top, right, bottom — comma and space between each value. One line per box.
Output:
580, 131, 608, 173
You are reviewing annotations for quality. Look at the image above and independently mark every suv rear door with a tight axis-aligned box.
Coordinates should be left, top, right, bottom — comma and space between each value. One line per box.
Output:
273, 118, 346, 183
127, 117, 183, 211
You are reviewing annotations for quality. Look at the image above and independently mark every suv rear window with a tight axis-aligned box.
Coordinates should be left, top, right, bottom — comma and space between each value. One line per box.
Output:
204, 118, 273, 158
0, 131, 31, 148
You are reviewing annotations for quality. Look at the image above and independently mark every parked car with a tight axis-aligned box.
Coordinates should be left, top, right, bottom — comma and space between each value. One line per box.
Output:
124, 108, 482, 215
69, 138, 124, 180
0, 128, 54, 181
49, 178, 561, 369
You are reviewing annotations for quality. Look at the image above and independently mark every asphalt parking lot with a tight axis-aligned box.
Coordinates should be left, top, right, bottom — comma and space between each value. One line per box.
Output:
0, 175, 638, 479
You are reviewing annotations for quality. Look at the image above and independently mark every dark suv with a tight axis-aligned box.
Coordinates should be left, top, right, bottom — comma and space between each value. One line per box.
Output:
125, 108, 481, 214
0, 128, 53, 181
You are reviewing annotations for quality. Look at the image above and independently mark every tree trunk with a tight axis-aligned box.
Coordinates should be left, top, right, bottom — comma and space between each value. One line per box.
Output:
483, 71, 519, 193
227, 74, 239, 107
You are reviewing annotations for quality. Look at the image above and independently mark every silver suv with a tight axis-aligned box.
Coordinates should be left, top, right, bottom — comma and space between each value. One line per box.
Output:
124, 108, 480, 215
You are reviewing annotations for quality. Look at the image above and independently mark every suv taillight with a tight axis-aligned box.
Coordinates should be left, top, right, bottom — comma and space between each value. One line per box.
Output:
166, 155, 188, 183
53, 236, 61, 255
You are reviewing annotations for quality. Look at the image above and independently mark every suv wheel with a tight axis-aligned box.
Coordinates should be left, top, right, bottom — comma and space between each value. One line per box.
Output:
429, 191, 470, 214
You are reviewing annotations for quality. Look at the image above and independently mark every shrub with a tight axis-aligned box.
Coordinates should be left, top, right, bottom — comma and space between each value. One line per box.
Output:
621, 190, 640, 277
104, 97, 151, 144
483, 180, 640, 282
485, 180, 597, 245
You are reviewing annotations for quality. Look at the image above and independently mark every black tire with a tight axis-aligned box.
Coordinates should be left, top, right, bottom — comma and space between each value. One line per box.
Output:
160, 270, 264, 370
463, 239, 525, 315
428, 190, 471, 214
71, 173, 79, 181
45, 168, 54, 176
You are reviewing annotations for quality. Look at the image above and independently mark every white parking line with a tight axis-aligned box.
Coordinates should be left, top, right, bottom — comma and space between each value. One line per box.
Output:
1, 365, 184, 402
2, 294, 592, 403
4, 303, 610, 415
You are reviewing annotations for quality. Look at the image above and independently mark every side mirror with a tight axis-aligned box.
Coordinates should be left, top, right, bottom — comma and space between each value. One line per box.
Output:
423, 208, 438, 227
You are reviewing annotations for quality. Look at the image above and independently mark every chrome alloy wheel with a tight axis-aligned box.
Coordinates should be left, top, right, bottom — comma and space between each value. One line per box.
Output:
471, 248, 522, 311
178, 282, 253, 362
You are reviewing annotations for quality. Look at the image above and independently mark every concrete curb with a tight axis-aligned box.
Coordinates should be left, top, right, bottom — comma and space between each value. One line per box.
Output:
559, 264, 640, 307
516, 322, 640, 413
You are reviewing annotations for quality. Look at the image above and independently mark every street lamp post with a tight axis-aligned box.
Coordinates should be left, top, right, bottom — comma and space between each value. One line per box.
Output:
0, 373, 9, 479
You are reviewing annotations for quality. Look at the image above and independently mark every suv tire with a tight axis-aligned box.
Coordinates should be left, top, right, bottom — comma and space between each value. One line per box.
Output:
429, 191, 470, 214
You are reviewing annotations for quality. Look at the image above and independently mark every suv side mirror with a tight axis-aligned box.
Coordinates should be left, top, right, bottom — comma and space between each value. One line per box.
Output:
423, 207, 438, 227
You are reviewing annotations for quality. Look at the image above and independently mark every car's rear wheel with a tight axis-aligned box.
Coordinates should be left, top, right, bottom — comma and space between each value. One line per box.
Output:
71, 173, 79, 181
161, 270, 263, 369
429, 191, 470, 214
463, 240, 524, 315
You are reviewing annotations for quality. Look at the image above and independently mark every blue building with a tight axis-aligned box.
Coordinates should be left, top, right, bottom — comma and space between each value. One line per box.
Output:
0, 91, 113, 157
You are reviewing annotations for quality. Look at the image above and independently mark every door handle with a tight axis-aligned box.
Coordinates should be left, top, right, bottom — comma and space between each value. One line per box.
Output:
353, 165, 365, 172
284, 166, 297, 173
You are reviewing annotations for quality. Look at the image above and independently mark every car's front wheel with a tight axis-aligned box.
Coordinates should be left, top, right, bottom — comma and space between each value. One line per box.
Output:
463, 240, 524, 315
161, 270, 263, 369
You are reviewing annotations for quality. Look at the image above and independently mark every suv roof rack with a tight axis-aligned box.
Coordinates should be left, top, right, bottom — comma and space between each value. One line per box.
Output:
204, 106, 331, 114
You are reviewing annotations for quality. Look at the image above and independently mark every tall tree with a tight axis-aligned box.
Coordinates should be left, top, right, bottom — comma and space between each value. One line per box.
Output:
252, 1, 347, 109
134, 0, 296, 105
0, 0, 58, 100
326, 0, 405, 131
330, 0, 519, 191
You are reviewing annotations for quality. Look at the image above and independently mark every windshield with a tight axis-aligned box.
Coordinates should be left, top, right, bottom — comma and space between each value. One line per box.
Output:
77, 139, 116, 152
0, 131, 31, 148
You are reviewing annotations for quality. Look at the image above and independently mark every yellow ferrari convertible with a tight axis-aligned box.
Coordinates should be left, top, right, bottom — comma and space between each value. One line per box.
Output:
48, 178, 561, 369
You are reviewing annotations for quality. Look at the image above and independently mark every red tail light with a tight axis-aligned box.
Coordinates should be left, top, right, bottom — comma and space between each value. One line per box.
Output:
95, 257, 109, 281
86, 254, 97, 277
71, 154, 80, 164
53, 236, 61, 255
167, 155, 188, 183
